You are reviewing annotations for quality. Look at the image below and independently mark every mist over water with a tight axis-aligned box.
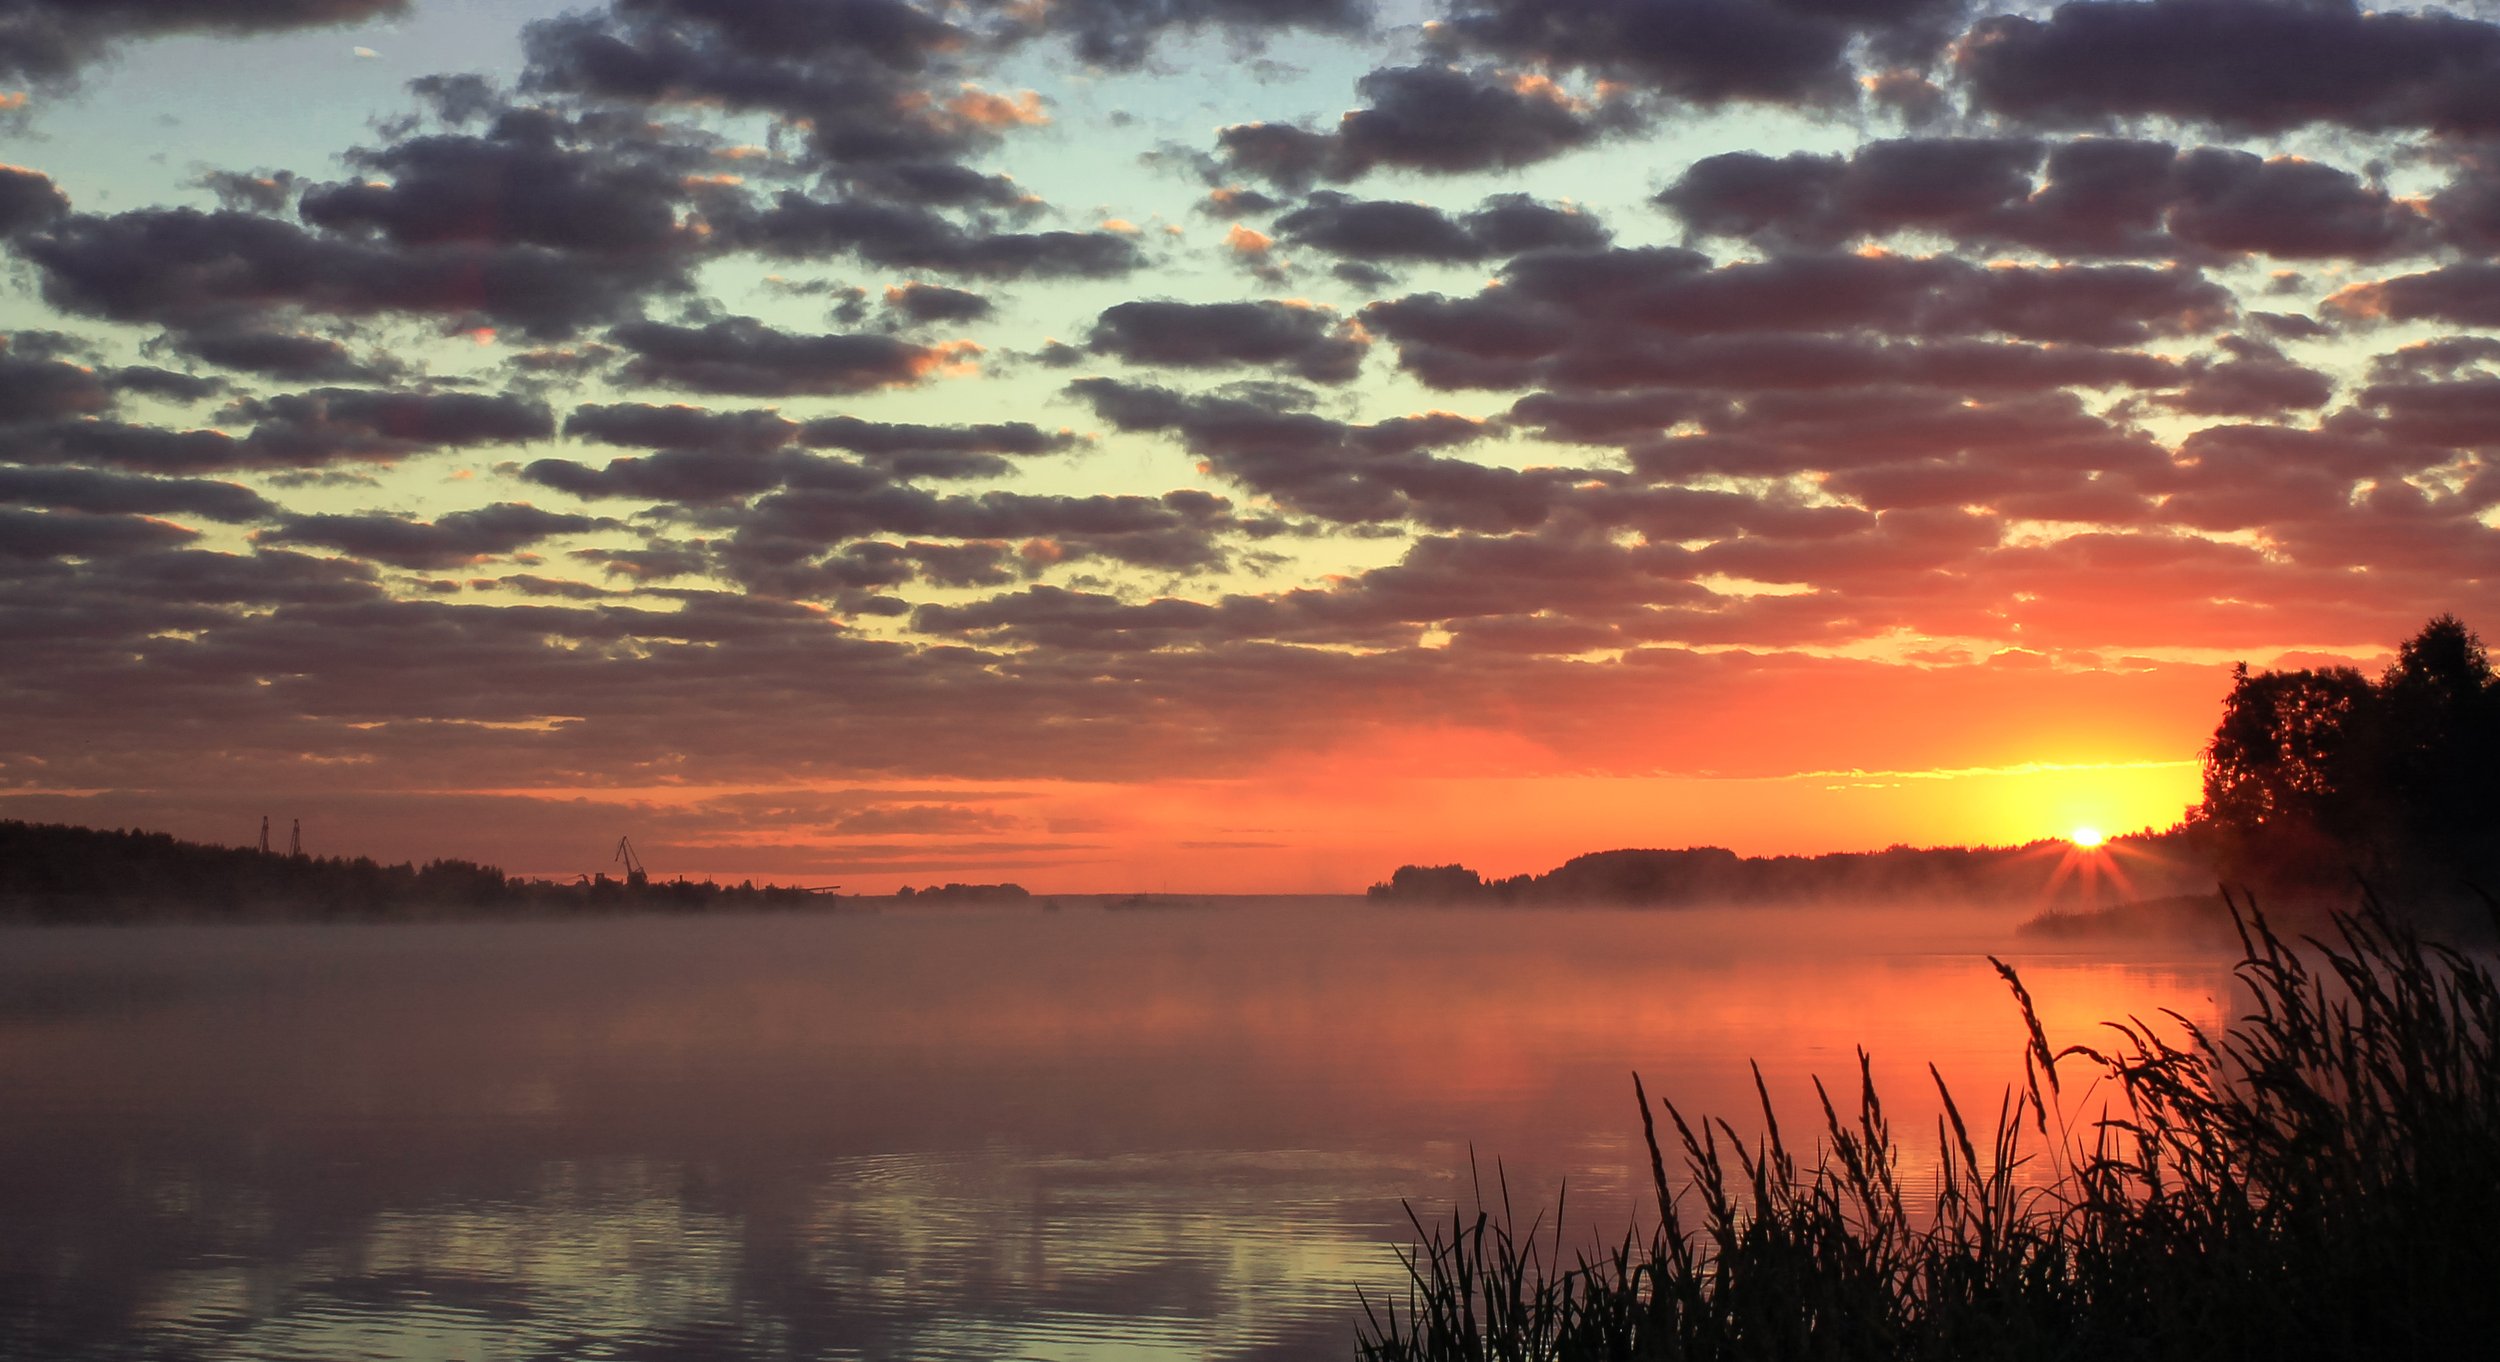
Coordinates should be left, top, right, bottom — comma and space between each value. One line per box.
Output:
0, 902, 2234, 1360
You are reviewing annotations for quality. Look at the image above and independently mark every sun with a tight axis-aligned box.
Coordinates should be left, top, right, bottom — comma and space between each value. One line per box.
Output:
2069, 826, 2107, 849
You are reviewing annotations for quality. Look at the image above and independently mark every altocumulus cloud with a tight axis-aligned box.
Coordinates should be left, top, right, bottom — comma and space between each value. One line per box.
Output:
4, 0, 2500, 882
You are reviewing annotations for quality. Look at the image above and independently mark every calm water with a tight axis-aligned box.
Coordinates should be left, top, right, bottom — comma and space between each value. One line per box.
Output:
0, 901, 2236, 1360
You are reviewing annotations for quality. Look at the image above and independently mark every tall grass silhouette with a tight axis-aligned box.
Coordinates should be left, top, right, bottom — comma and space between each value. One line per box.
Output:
1359, 892, 2500, 1361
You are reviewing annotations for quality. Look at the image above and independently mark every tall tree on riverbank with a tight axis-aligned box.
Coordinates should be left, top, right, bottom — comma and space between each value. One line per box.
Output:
2200, 616, 2500, 900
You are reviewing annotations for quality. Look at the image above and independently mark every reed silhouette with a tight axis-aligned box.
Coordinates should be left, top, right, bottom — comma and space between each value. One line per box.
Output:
1360, 890, 2500, 1361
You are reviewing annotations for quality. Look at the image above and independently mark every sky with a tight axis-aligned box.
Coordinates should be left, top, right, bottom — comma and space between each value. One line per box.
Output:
3, 0, 2498, 892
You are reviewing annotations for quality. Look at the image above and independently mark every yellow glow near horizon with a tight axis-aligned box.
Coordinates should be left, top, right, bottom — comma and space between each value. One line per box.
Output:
2070, 827, 2107, 848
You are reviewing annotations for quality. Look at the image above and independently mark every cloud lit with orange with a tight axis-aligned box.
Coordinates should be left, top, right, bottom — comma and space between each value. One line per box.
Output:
2, 0, 2498, 891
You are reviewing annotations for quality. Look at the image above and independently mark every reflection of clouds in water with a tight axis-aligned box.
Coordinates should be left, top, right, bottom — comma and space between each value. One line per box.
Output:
0, 906, 2235, 1360
103, 1151, 1428, 1361
127, 1163, 745, 1360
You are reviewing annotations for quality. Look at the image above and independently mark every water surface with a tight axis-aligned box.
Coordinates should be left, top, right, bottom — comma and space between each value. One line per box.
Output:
0, 901, 2235, 1360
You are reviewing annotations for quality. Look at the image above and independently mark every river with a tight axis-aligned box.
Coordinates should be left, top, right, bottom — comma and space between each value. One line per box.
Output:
0, 900, 2236, 1360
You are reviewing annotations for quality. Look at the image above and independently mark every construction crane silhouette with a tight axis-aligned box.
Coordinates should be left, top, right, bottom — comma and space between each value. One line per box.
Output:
614, 836, 649, 889
289, 818, 301, 858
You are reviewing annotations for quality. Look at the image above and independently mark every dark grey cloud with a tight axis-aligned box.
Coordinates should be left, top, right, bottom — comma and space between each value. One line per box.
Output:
1272, 191, 1606, 264
193, 168, 302, 213
0, 386, 543, 476
0, 0, 407, 87
531, 404, 1078, 502
842, 161, 1039, 212
297, 105, 711, 258
20, 205, 688, 340
611, 316, 974, 397
1661, 137, 2431, 262
883, 282, 995, 325
2370, 337, 2500, 382
708, 483, 1274, 597
0, 465, 274, 521
108, 366, 227, 403
519, 3, 984, 168
225, 388, 557, 468
524, 446, 797, 504
0, 336, 113, 422
166, 325, 391, 382
799, 414, 1079, 471
1274, 193, 1480, 262
1216, 64, 1632, 188
0, 165, 68, 237
1660, 139, 2045, 252
0, 507, 197, 558
565, 401, 800, 454
2328, 264, 2500, 330
1463, 193, 1612, 255
1069, 376, 1551, 530
1365, 247, 2232, 395
2154, 336, 2334, 419
1196, 186, 1284, 220
735, 190, 1143, 280
1431, 0, 1968, 107
258, 502, 612, 569
1958, 0, 2500, 136
1014, 0, 1367, 69
2426, 150, 2500, 256
1087, 300, 1366, 383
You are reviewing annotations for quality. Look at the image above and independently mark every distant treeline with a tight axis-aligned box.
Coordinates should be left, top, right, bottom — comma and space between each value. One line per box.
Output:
0, 820, 834, 923
894, 882, 1031, 903
1368, 835, 2199, 908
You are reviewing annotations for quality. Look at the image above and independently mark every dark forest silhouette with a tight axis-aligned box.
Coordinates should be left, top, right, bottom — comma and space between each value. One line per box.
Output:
2193, 613, 2500, 906
1366, 837, 2201, 909
0, 821, 836, 922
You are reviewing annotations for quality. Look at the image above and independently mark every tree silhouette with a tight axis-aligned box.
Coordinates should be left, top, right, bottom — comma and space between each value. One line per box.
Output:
2199, 615, 2500, 899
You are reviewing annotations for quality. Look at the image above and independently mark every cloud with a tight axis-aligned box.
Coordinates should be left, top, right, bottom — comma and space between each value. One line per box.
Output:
0, 164, 67, 236
297, 105, 712, 257
165, 324, 395, 382
2327, 264, 2500, 329
1271, 190, 1606, 264
734, 190, 1143, 279
1958, 0, 2500, 135
530, 402, 1082, 503
883, 281, 994, 325
1086, 299, 1367, 383
20, 205, 688, 339
1069, 376, 1543, 530
0, 465, 274, 521
224, 388, 556, 467
611, 316, 979, 396
1431, 0, 1965, 107
0, 334, 114, 421
257, 502, 614, 569
1365, 247, 2232, 397
0, 507, 197, 558
0, 0, 409, 87
519, 2, 987, 168
1660, 137, 2431, 262
1016, 0, 1367, 69
1217, 64, 1632, 187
